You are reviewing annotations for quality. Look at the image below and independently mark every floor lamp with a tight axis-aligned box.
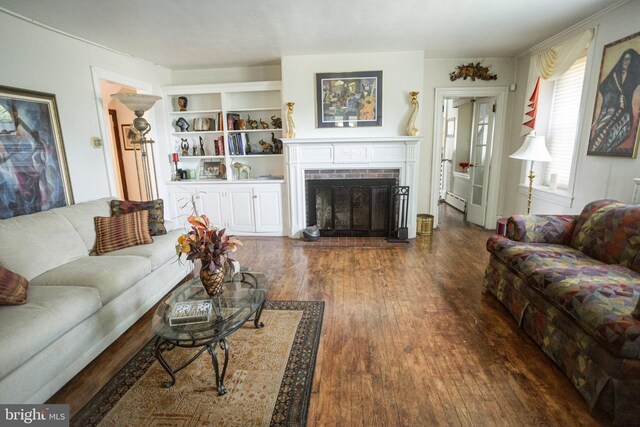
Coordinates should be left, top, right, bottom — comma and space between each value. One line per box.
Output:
509, 132, 552, 214
111, 93, 162, 201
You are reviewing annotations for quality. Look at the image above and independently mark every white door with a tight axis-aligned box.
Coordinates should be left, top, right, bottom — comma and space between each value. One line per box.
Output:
254, 185, 283, 233
199, 189, 225, 228
226, 187, 256, 233
466, 97, 495, 226
171, 189, 204, 229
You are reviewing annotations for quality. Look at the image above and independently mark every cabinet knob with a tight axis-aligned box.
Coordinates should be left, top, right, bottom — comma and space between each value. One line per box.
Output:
253, 195, 258, 199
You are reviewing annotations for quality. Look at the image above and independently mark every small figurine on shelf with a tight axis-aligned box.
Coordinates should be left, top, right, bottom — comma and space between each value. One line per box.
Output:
247, 116, 258, 129
192, 144, 197, 156
176, 117, 190, 132
237, 118, 247, 130
232, 161, 251, 179
259, 118, 269, 129
271, 132, 283, 154
259, 139, 273, 153
245, 139, 252, 154
199, 136, 205, 156
180, 138, 189, 156
271, 115, 282, 129
178, 96, 188, 111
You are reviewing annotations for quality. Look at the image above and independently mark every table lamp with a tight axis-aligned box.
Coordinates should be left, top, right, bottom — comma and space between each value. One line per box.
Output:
509, 132, 552, 214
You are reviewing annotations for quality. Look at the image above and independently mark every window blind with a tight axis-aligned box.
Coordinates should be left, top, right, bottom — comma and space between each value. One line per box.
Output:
543, 55, 587, 189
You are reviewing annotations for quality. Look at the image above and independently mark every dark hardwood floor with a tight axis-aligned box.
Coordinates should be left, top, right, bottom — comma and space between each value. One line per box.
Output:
49, 204, 609, 426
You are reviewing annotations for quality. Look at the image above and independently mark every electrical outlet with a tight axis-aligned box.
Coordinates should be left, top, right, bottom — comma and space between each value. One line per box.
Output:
91, 137, 103, 148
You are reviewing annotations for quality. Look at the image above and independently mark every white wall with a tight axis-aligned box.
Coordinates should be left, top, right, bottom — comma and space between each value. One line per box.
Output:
0, 12, 171, 204
502, 0, 640, 215
421, 57, 516, 214
281, 51, 425, 137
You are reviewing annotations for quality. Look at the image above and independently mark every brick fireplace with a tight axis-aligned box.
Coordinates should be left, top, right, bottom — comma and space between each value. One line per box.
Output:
282, 136, 422, 238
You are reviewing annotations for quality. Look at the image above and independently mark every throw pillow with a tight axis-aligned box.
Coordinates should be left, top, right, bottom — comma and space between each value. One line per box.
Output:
94, 210, 153, 255
0, 267, 29, 305
110, 199, 167, 236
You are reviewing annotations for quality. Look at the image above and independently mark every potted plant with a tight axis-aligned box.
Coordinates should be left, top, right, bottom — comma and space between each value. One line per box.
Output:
176, 215, 242, 296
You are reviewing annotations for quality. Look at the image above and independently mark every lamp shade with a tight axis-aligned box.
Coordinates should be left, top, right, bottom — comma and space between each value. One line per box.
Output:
111, 93, 161, 113
509, 133, 552, 162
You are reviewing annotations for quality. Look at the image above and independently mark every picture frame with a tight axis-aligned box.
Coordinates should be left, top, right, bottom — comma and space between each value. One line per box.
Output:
121, 124, 138, 150
200, 160, 223, 179
587, 31, 640, 158
316, 70, 382, 128
0, 85, 73, 219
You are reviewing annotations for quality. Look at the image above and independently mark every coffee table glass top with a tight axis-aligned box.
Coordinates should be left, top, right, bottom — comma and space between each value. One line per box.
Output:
152, 273, 266, 343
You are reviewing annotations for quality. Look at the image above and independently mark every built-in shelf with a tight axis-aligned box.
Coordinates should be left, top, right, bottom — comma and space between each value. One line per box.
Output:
230, 154, 283, 158
171, 131, 222, 136
228, 107, 280, 112
228, 129, 282, 134
169, 109, 222, 115
177, 155, 225, 160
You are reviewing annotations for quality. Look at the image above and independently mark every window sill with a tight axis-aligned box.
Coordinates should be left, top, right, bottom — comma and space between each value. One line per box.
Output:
518, 184, 574, 208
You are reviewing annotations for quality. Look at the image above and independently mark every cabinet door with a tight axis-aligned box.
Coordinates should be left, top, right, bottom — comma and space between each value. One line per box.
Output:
170, 190, 203, 229
254, 186, 283, 233
226, 188, 256, 233
199, 189, 225, 228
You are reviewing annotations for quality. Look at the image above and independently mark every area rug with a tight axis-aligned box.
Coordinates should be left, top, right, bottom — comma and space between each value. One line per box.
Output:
72, 300, 324, 427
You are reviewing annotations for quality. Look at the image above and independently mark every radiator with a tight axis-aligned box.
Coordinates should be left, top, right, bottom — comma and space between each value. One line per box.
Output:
445, 192, 467, 212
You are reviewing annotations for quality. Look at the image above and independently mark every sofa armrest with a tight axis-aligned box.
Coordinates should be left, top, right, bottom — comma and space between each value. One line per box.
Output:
507, 214, 578, 244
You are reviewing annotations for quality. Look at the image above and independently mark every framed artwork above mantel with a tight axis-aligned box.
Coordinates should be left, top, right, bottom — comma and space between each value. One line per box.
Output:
0, 85, 73, 219
316, 70, 383, 128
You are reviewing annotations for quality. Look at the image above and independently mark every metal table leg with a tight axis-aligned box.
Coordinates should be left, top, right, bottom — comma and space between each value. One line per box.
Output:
206, 338, 229, 395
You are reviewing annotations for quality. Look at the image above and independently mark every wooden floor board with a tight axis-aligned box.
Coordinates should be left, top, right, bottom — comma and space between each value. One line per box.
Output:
48, 204, 610, 426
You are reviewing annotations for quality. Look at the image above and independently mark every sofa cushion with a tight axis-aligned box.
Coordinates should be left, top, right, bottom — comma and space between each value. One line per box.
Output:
0, 267, 28, 305
0, 285, 102, 380
535, 264, 640, 358
30, 256, 152, 305
57, 198, 113, 251
0, 210, 87, 280
102, 228, 182, 270
94, 211, 153, 255
110, 199, 167, 236
570, 199, 621, 246
487, 235, 603, 278
570, 203, 640, 268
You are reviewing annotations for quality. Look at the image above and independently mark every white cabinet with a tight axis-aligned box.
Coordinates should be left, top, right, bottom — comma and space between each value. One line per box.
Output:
167, 182, 284, 236
226, 187, 255, 232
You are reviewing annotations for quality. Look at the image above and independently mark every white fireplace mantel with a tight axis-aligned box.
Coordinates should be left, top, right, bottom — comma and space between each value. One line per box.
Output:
282, 136, 423, 238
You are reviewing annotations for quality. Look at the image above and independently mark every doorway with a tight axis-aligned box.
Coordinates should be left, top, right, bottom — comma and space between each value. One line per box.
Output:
91, 68, 158, 201
431, 87, 508, 229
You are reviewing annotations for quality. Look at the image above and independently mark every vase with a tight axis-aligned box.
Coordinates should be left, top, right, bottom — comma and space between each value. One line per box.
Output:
200, 266, 225, 297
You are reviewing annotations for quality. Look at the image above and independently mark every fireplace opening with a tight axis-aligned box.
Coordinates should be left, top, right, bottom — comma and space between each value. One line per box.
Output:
306, 179, 395, 237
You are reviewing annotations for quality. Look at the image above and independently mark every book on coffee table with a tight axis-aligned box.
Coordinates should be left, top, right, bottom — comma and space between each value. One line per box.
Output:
169, 300, 212, 326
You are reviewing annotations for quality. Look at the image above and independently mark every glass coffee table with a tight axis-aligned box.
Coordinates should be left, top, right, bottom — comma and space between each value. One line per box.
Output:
151, 271, 266, 395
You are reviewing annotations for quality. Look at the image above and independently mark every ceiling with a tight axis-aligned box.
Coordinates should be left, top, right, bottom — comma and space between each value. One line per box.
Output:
0, 0, 623, 70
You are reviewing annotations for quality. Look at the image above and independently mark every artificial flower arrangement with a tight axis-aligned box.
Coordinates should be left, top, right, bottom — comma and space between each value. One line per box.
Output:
458, 162, 474, 172
176, 215, 242, 296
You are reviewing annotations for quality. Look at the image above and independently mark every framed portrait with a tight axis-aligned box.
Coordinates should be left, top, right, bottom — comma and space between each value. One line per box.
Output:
587, 31, 640, 158
121, 124, 138, 150
200, 160, 223, 179
316, 71, 382, 128
0, 85, 73, 219
446, 118, 456, 137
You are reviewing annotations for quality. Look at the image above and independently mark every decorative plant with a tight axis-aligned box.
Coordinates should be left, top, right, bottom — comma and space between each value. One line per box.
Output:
176, 215, 242, 273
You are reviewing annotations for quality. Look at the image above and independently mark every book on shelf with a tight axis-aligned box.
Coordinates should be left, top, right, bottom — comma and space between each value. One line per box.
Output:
169, 300, 212, 326
217, 112, 223, 131
217, 136, 225, 155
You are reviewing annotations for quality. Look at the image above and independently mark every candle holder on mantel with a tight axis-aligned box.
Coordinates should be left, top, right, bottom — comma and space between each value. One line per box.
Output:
285, 102, 295, 138
406, 91, 419, 136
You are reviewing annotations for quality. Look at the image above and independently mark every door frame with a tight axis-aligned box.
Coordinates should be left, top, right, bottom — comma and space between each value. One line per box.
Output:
107, 109, 129, 199
431, 87, 509, 229
90, 67, 157, 198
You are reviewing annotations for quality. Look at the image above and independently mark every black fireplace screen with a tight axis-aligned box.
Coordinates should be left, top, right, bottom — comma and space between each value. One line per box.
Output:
307, 179, 395, 237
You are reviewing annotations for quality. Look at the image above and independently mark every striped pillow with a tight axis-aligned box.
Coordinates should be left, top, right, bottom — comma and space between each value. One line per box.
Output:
94, 210, 153, 255
0, 267, 29, 305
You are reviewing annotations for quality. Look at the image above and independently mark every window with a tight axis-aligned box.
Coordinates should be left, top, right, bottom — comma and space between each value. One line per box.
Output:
543, 54, 587, 189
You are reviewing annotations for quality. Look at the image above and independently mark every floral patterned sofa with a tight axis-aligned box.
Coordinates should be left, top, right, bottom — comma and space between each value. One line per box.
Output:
483, 200, 640, 425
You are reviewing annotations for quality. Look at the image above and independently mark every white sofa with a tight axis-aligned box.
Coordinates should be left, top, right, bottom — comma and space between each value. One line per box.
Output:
0, 198, 189, 403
